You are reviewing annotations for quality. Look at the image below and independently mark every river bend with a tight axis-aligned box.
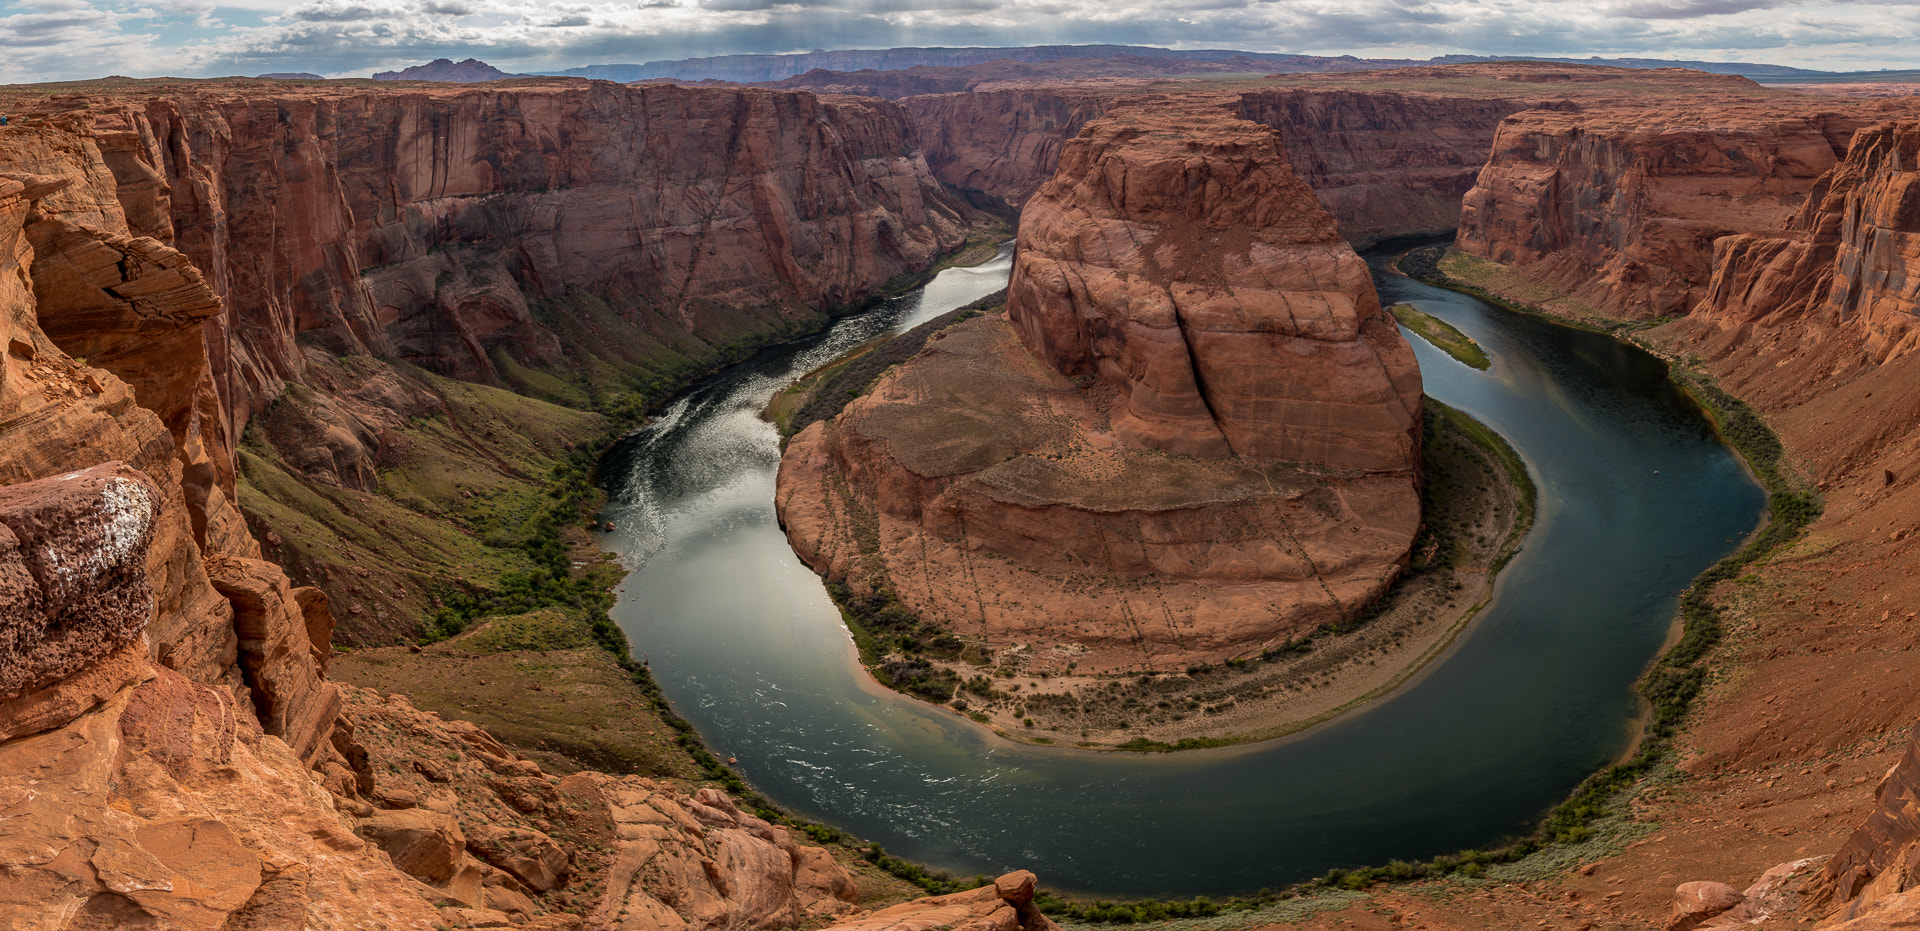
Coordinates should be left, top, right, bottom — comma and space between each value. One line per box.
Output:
595, 245, 1765, 897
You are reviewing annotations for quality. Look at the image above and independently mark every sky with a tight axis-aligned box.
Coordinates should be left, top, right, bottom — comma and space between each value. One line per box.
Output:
2, 0, 1918, 84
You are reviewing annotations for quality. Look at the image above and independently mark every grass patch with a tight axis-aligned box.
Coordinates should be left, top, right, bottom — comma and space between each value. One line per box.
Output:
1391, 303, 1490, 370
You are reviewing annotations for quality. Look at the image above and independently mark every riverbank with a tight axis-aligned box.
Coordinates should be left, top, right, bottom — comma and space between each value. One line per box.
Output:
1240, 247, 1919, 931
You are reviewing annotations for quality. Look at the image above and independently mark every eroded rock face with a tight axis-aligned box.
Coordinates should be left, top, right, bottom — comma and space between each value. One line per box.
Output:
0, 664, 449, 931
1808, 724, 1920, 919
1702, 120, 1920, 364
824, 870, 1058, 931
62, 83, 971, 433
1006, 103, 1421, 468
780, 104, 1421, 671
1232, 89, 1537, 248
906, 86, 1524, 248
1456, 102, 1917, 319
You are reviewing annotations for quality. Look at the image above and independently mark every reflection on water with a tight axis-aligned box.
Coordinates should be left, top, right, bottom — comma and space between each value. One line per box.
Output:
596, 245, 1765, 897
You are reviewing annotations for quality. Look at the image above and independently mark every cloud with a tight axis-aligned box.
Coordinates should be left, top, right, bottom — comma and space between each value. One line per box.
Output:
1, 0, 1918, 84
1608, 0, 1792, 18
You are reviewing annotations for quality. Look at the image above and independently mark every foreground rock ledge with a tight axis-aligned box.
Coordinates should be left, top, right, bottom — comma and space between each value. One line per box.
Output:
777, 103, 1422, 673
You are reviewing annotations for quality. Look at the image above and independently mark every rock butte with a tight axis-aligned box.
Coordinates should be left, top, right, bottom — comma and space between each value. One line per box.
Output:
778, 102, 1421, 673
8, 58, 1920, 929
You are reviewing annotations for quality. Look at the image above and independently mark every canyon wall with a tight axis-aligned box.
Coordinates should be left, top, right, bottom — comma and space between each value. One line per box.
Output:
779, 102, 1422, 673
903, 66, 1764, 250
0, 82, 1024, 929
1455, 101, 1916, 319
71, 82, 970, 433
902, 89, 1115, 205
1701, 119, 1920, 364
902, 87, 1520, 246
1232, 89, 1540, 248
0, 80, 974, 639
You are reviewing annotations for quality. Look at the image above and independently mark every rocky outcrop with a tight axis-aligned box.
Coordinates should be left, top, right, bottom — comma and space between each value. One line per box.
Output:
824, 870, 1057, 931
1456, 101, 1918, 319
779, 104, 1421, 672
1007, 103, 1422, 466
0, 455, 438, 929
336, 685, 862, 929
1806, 723, 1920, 921
0, 463, 159, 691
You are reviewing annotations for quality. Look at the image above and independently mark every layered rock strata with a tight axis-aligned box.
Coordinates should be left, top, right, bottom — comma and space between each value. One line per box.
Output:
0, 80, 974, 637
1005, 104, 1423, 467
779, 104, 1421, 672
1701, 119, 1920, 364
1456, 100, 1920, 319
904, 65, 1803, 247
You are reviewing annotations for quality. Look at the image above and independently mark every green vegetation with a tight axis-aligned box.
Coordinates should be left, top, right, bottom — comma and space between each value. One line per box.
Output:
1427, 398, 1536, 572
1390, 303, 1490, 370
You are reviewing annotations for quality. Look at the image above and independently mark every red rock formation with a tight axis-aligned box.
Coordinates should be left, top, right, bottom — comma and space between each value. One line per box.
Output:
1806, 724, 1920, 920
779, 103, 1421, 672
1007, 103, 1422, 468
1701, 119, 1920, 363
904, 64, 1794, 247
1233, 89, 1540, 247
0, 83, 969, 457
824, 870, 1058, 931
1456, 101, 1916, 319
903, 89, 1114, 204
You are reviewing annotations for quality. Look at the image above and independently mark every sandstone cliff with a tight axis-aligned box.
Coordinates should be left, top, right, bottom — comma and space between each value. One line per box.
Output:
1005, 103, 1423, 466
904, 64, 1802, 249
778, 103, 1421, 674
0, 80, 975, 640
1701, 119, 1920, 364
1456, 100, 1919, 319
1232, 89, 1540, 248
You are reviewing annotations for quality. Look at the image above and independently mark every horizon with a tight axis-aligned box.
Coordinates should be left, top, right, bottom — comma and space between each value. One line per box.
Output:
3, 0, 1918, 85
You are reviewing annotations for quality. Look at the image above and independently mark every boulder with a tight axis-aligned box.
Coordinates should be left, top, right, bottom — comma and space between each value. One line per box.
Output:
1668, 881, 1743, 931
357, 809, 467, 885
465, 822, 571, 892
0, 462, 160, 725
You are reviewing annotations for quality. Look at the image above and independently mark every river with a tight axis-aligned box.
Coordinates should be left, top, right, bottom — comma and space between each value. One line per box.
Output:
595, 244, 1766, 898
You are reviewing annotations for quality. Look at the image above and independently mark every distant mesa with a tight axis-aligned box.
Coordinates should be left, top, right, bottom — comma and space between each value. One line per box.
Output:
256, 72, 325, 80
537, 43, 1853, 87
371, 58, 524, 82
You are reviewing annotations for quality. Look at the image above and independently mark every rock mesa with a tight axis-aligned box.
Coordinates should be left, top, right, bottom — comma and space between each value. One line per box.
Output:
779, 103, 1421, 673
